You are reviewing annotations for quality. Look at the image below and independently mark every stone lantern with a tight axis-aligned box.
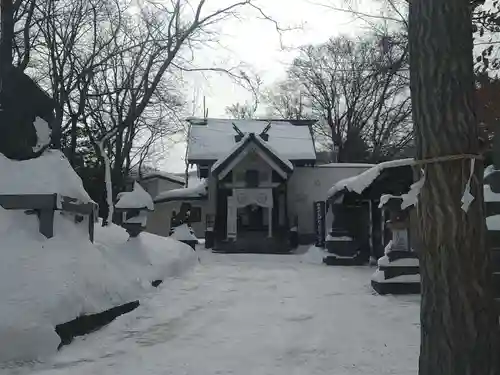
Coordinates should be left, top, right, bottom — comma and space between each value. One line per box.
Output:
323, 202, 360, 265
371, 196, 420, 295
115, 182, 154, 237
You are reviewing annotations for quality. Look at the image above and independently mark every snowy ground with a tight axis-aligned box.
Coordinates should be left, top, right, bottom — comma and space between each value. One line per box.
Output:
4, 248, 420, 375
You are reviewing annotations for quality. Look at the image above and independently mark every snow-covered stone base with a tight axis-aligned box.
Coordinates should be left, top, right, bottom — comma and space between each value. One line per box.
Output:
323, 251, 365, 266
371, 251, 420, 295
324, 235, 366, 265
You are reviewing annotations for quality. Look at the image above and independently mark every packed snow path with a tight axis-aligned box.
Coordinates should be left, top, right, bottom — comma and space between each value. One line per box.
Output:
7, 251, 420, 375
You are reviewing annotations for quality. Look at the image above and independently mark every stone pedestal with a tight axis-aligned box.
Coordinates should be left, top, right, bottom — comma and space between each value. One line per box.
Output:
323, 204, 363, 266
205, 214, 215, 249
371, 197, 420, 294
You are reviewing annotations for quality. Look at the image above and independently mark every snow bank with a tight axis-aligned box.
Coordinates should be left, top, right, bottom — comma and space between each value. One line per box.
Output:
154, 179, 208, 202
116, 181, 154, 210
95, 224, 198, 288
0, 208, 131, 362
0, 210, 197, 362
0, 150, 92, 203
327, 158, 414, 199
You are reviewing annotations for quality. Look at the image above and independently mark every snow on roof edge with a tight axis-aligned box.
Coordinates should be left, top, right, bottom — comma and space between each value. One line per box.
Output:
317, 163, 375, 168
327, 158, 415, 199
129, 166, 185, 185
154, 179, 208, 203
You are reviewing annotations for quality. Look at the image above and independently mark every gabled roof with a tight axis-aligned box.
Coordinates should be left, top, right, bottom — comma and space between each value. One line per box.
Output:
187, 118, 317, 163
211, 133, 294, 178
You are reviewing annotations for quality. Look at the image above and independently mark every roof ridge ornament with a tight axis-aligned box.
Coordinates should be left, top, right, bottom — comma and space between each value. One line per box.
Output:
232, 122, 245, 137
259, 121, 272, 141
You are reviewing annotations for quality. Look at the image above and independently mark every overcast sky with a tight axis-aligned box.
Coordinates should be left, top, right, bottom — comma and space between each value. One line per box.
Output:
159, 0, 379, 173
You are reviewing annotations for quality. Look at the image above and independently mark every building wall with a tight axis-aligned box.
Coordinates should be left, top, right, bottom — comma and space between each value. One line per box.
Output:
146, 200, 208, 238
138, 178, 184, 200
287, 165, 372, 237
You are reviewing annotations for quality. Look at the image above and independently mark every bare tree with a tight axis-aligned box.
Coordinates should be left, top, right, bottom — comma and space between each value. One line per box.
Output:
30, 0, 125, 165
262, 79, 309, 120
275, 34, 411, 162
225, 102, 256, 119
82, 0, 278, 206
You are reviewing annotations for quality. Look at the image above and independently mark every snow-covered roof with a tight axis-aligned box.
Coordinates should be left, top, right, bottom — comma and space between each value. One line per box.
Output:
0, 150, 93, 203
327, 158, 415, 199
211, 133, 294, 175
116, 181, 154, 210
154, 179, 208, 203
129, 166, 185, 185
187, 118, 317, 162
317, 162, 375, 168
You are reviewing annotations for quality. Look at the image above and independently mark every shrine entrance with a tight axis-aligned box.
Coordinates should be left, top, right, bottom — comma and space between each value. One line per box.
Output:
227, 188, 274, 240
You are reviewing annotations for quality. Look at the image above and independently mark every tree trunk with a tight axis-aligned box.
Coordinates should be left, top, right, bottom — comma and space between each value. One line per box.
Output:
409, 0, 499, 375
0, 0, 14, 93
69, 115, 78, 166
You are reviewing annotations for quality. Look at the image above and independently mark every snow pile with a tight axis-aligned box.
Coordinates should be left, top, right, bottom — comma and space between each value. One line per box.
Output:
95, 224, 198, 288
0, 210, 197, 362
327, 158, 414, 199
116, 181, 154, 210
0, 208, 132, 362
170, 223, 198, 242
301, 245, 328, 265
0, 150, 92, 203
154, 179, 208, 202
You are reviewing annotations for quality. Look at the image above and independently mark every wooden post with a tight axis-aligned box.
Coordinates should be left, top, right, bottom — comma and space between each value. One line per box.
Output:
88, 208, 95, 242
38, 209, 55, 238
268, 206, 273, 238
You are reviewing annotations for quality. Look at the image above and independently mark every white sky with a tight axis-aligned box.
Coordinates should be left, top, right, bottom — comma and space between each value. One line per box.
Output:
159, 0, 378, 173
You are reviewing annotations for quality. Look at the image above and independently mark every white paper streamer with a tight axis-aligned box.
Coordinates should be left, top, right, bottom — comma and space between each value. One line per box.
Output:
461, 158, 476, 212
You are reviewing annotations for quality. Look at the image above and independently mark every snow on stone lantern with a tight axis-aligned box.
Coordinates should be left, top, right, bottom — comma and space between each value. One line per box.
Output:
115, 181, 154, 237
371, 196, 420, 295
